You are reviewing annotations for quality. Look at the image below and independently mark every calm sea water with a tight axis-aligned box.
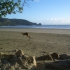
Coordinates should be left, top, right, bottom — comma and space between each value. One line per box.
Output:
0, 25, 70, 29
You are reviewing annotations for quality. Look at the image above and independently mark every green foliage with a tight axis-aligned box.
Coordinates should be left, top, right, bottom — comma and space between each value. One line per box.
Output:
0, 0, 33, 17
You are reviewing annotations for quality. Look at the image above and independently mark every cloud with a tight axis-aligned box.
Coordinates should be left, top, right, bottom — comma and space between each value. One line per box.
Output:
43, 18, 70, 25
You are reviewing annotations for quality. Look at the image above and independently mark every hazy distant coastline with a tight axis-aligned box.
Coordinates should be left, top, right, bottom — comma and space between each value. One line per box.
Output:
0, 18, 42, 26
0, 25, 70, 29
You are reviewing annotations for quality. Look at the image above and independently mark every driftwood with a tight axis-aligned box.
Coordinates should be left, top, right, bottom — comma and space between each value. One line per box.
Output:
36, 53, 70, 61
60, 54, 70, 60
51, 52, 60, 60
1, 51, 70, 70
36, 54, 53, 61
45, 60, 70, 70
0, 50, 36, 70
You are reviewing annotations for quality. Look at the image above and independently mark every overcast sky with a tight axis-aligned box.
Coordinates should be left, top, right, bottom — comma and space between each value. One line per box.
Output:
5, 0, 70, 25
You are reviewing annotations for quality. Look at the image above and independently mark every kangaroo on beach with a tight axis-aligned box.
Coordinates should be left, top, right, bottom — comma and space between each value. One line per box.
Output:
22, 32, 32, 39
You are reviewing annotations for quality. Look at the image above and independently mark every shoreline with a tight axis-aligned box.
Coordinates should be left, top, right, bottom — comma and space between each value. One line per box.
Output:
0, 28, 70, 34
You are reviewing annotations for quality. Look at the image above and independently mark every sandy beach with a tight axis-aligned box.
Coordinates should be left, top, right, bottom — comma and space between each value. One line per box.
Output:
0, 28, 70, 70
0, 28, 70, 56
0, 28, 70, 34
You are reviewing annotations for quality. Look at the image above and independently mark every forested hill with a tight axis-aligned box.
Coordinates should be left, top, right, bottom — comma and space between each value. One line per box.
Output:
0, 18, 41, 26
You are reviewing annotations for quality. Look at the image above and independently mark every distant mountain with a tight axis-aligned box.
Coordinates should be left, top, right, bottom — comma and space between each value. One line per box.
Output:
0, 18, 42, 26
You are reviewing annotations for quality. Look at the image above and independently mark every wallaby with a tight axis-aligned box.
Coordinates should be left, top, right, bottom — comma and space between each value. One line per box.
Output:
22, 32, 32, 39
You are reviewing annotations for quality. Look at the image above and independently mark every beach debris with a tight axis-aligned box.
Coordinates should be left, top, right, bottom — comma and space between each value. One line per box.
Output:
45, 60, 70, 70
0, 50, 37, 70
0, 52, 5, 59
22, 32, 32, 39
60, 54, 70, 60
36, 54, 53, 61
34, 62, 45, 70
51, 52, 60, 61
15, 50, 24, 57
1, 51, 70, 70
25, 56, 37, 69
15, 55, 37, 69
1, 54, 16, 64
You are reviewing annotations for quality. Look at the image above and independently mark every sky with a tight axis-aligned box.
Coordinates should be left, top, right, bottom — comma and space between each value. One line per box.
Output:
5, 0, 70, 25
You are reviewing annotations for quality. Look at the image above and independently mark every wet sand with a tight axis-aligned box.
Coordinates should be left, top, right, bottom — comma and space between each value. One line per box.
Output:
0, 28, 70, 34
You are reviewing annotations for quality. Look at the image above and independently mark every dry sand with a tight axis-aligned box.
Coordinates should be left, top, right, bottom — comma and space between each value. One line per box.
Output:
0, 28, 70, 56
0, 28, 70, 70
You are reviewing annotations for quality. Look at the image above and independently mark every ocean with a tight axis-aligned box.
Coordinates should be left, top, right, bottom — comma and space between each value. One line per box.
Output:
0, 25, 70, 29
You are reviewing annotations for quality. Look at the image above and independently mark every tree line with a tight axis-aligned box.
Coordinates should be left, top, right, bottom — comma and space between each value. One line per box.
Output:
0, 18, 41, 26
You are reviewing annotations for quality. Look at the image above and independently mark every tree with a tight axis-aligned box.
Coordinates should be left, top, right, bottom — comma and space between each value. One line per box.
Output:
0, 0, 33, 17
